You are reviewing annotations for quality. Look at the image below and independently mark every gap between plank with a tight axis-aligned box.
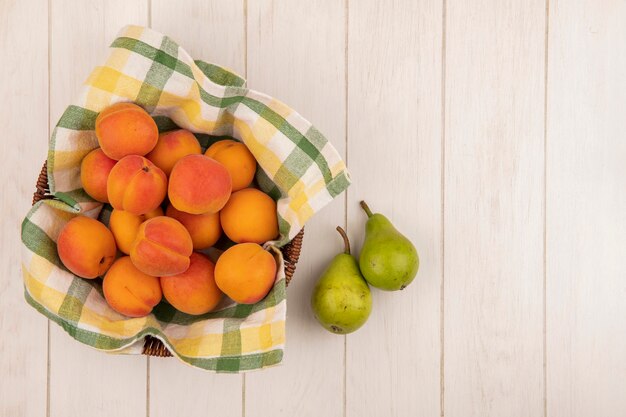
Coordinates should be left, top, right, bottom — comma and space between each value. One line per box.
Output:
46, 321, 50, 417
343, 0, 349, 416
242, 372, 246, 417
147, 0, 152, 29
542, 0, 550, 416
46, 0, 52, 415
243, 0, 248, 81
242, 2, 248, 416
146, 358, 150, 417
146, 4, 152, 417
439, 0, 447, 416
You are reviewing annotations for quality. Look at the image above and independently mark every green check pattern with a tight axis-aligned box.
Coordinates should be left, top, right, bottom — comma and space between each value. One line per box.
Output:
20, 25, 350, 372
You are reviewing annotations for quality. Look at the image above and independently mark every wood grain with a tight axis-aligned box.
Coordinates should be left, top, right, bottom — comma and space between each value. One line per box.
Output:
150, 0, 246, 76
147, 3, 245, 417
443, 1, 546, 416
149, 356, 242, 417
546, 1, 626, 416
244, 1, 346, 416
48, 2, 149, 417
0, 1, 49, 416
3, 1, 626, 416
345, 0, 443, 416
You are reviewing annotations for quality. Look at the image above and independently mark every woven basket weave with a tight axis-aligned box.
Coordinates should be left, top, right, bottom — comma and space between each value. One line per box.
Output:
32, 160, 304, 357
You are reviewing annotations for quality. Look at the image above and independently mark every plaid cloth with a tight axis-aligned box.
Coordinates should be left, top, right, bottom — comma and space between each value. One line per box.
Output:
20, 25, 350, 372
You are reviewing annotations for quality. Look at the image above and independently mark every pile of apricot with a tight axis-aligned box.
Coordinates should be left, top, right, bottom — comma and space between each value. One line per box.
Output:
57, 103, 280, 317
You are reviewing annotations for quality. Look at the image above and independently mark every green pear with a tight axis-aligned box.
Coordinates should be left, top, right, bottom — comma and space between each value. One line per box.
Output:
358, 201, 419, 291
311, 226, 372, 334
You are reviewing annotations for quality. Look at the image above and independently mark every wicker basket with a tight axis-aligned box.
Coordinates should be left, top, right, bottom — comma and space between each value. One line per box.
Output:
32, 160, 304, 357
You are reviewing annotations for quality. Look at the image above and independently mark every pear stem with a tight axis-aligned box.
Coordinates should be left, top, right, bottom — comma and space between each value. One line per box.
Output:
359, 200, 373, 217
336, 226, 351, 255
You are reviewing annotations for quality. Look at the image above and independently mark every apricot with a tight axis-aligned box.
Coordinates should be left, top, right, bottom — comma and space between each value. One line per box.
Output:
95, 102, 158, 160
220, 188, 279, 244
109, 207, 163, 254
107, 155, 167, 215
168, 154, 232, 214
145, 129, 202, 176
160, 252, 222, 315
215, 243, 277, 304
103, 256, 162, 317
57, 216, 117, 279
165, 205, 221, 250
130, 216, 193, 276
80, 148, 116, 203
205, 139, 257, 191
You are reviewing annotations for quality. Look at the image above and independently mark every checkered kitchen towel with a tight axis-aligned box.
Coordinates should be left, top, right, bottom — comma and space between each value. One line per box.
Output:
21, 26, 350, 372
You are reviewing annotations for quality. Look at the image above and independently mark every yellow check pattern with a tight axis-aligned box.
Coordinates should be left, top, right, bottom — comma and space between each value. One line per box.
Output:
21, 25, 349, 372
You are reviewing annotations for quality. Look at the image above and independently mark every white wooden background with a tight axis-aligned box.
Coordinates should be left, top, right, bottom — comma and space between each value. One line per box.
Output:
1, 0, 625, 416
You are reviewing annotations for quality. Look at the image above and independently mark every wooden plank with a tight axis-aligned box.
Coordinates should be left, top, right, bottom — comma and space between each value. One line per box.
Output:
0, 1, 49, 416
546, 2, 626, 416
244, 1, 346, 416
442, 1, 546, 416
345, 0, 443, 416
149, 357, 242, 417
49, 0, 148, 123
48, 2, 149, 417
148, 3, 244, 417
150, 0, 246, 76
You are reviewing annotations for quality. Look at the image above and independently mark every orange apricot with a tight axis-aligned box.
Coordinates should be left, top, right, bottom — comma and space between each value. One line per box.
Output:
168, 154, 232, 214
80, 148, 117, 203
145, 129, 202, 176
165, 204, 221, 250
107, 155, 167, 215
103, 256, 162, 317
205, 139, 257, 191
214, 243, 277, 304
95, 102, 158, 160
57, 216, 117, 279
108, 207, 164, 254
160, 252, 223, 315
130, 216, 193, 276
219, 188, 279, 244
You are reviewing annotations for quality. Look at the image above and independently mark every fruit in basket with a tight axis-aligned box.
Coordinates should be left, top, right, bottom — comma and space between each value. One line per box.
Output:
57, 216, 117, 279
214, 243, 277, 304
80, 148, 116, 203
109, 207, 163, 254
358, 201, 419, 291
311, 226, 371, 334
205, 139, 257, 191
168, 154, 232, 214
160, 252, 223, 315
130, 216, 193, 276
146, 129, 202, 176
103, 256, 162, 317
107, 155, 167, 215
165, 205, 221, 250
220, 188, 279, 244
95, 102, 158, 160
